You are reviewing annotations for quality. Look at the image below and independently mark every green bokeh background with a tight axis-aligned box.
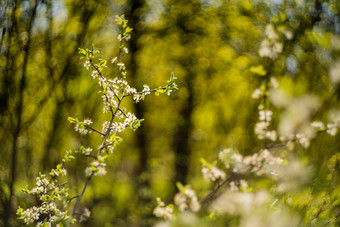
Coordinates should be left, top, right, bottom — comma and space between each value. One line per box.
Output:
1, 0, 340, 226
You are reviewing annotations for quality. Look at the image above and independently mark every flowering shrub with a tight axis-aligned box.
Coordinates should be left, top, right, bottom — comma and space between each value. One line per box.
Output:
17, 15, 177, 226
16, 10, 340, 227
152, 13, 340, 227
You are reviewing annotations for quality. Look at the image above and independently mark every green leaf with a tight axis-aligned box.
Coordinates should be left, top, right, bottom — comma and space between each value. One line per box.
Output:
67, 117, 76, 123
131, 119, 144, 131
126, 27, 133, 33
22, 185, 30, 194
78, 48, 87, 57
278, 13, 287, 22
250, 65, 267, 76
176, 182, 184, 192
200, 158, 207, 165
99, 59, 107, 67
16, 207, 23, 216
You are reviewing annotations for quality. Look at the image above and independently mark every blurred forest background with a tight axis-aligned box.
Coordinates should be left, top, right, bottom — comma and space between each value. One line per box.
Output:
1, 0, 340, 226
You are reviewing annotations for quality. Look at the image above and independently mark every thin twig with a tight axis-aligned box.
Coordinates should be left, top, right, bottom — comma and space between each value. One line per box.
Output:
72, 105, 119, 217
69, 195, 79, 201
84, 154, 96, 159
123, 86, 168, 98
100, 142, 114, 150
118, 108, 127, 118
85, 125, 105, 136
72, 50, 127, 216
90, 60, 121, 100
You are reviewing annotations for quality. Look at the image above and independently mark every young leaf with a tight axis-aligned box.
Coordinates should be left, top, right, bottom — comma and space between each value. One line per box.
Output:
250, 65, 267, 76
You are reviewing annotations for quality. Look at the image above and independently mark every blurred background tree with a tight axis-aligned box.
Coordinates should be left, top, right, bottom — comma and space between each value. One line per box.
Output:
1, 0, 340, 226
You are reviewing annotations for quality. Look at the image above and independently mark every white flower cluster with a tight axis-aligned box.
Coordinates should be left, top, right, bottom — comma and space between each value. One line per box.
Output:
210, 190, 269, 215
201, 166, 226, 182
251, 88, 262, 99
229, 179, 249, 192
117, 33, 131, 42
79, 208, 91, 223
326, 123, 338, 136
99, 77, 152, 112
310, 121, 325, 130
101, 121, 111, 134
85, 159, 107, 177
174, 187, 201, 212
296, 133, 311, 148
133, 85, 151, 103
124, 112, 137, 126
84, 60, 91, 70
30, 177, 62, 199
277, 133, 311, 149
19, 206, 40, 224
100, 78, 123, 112
84, 147, 92, 155
91, 70, 98, 79
74, 119, 93, 135
101, 92, 118, 113
254, 110, 277, 141
219, 148, 284, 177
31, 176, 50, 194
104, 135, 122, 153
50, 167, 67, 177
125, 85, 137, 95
259, 24, 291, 59
153, 198, 175, 221
101, 112, 139, 135
18, 171, 73, 226
252, 75, 279, 101
18, 202, 73, 226
111, 122, 126, 133
277, 121, 339, 149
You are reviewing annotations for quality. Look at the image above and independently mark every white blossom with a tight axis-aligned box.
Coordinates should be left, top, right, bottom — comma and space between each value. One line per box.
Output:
230, 181, 239, 191
311, 121, 325, 130
153, 198, 174, 221
228, 149, 283, 177
79, 208, 91, 223
255, 121, 269, 139
252, 88, 262, 99
174, 187, 200, 212
111, 57, 118, 63
265, 24, 279, 40
240, 179, 248, 189
270, 77, 279, 88
266, 130, 277, 141
202, 166, 226, 182
283, 29, 293, 40
91, 70, 98, 79
83, 60, 91, 70
259, 110, 273, 122
327, 123, 338, 136
259, 24, 284, 59
85, 160, 107, 177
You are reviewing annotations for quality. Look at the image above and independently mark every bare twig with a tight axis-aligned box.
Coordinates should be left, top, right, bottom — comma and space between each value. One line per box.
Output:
84, 125, 105, 136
